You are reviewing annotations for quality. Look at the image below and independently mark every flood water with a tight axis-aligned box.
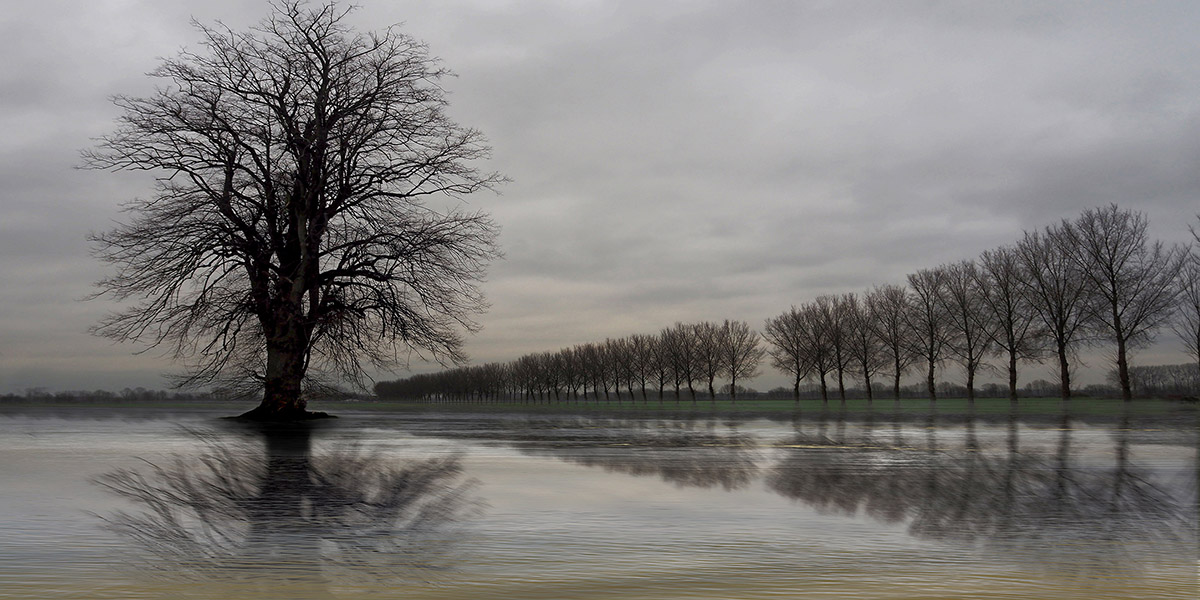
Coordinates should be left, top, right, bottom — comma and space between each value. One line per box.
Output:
1, 402, 1196, 599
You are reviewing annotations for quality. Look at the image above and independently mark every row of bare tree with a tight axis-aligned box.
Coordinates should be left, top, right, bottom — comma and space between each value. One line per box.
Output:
375, 320, 766, 403
765, 204, 1197, 402
379, 204, 1198, 404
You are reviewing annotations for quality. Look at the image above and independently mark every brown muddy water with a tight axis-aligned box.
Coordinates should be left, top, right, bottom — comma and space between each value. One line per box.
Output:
0, 403, 1196, 599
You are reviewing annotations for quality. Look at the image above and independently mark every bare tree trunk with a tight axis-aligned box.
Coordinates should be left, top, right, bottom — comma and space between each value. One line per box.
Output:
1057, 341, 1072, 401
1116, 335, 1131, 401
1007, 351, 1018, 404
965, 366, 976, 404
244, 306, 312, 419
258, 342, 307, 416
926, 360, 937, 402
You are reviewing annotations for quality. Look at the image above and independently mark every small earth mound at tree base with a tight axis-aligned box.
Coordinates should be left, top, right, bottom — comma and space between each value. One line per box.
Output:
226, 406, 337, 422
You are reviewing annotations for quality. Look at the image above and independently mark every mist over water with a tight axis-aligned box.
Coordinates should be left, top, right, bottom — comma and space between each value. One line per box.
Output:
0, 404, 1195, 599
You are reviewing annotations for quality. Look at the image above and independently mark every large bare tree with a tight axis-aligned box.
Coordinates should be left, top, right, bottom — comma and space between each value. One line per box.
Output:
798, 300, 839, 402
904, 267, 953, 401
578, 342, 606, 402
821, 295, 853, 402
1173, 227, 1200, 376
651, 334, 676, 401
976, 245, 1044, 403
866, 284, 916, 400
764, 307, 812, 401
938, 260, 994, 403
84, 3, 502, 418
1015, 227, 1092, 401
1062, 205, 1185, 401
608, 337, 638, 403
693, 321, 725, 400
842, 292, 886, 402
718, 319, 764, 401
663, 322, 701, 401
628, 333, 657, 402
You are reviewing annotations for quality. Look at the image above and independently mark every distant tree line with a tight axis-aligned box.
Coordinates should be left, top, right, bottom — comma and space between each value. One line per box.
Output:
0, 386, 364, 404
379, 204, 1200, 403
1120, 363, 1200, 399
375, 319, 766, 404
0, 387, 212, 403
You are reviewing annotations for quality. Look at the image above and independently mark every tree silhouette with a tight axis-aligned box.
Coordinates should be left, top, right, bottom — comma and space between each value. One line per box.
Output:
903, 267, 952, 401
938, 260, 994, 403
1064, 205, 1186, 401
866, 284, 916, 401
84, 2, 502, 419
976, 245, 1044, 403
718, 319, 764, 402
764, 306, 813, 401
1015, 227, 1092, 400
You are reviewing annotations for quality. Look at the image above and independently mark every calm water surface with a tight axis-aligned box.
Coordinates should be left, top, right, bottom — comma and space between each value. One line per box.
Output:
0, 403, 1196, 599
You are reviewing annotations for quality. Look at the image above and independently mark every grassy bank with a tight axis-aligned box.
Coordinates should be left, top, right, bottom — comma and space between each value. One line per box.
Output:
3, 395, 1195, 424
352, 395, 1199, 419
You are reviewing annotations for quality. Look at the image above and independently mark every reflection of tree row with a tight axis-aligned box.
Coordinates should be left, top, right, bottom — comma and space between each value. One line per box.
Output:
767, 409, 1197, 575
401, 415, 764, 491
400, 409, 1195, 564
519, 417, 763, 491
392, 408, 1195, 574
94, 423, 480, 597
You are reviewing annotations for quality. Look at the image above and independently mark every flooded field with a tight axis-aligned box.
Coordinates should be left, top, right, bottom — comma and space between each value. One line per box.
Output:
0, 403, 1196, 599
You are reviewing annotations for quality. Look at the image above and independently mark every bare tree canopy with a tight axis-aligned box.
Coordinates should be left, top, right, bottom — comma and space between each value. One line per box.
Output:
976, 245, 1044, 402
693, 321, 725, 400
1173, 220, 1200, 376
841, 292, 886, 402
719, 319, 764, 401
866, 284, 916, 400
84, 2, 503, 418
904, 267, 952, 401
1015, 227, 1092, 401
763, 307, 811, 401
1063, 205, 1186, 401
939, 260, 994, 403
802, 299, 840, 402
822, 295, 853, 402
660, 324, 695, 400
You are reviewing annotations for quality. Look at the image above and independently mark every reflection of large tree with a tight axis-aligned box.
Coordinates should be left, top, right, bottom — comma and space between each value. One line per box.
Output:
767, 408, 1197, 576
94, 423, 479, 596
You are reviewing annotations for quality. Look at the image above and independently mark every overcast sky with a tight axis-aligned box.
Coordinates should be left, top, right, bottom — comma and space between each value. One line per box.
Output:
2, 0, 1198, 394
